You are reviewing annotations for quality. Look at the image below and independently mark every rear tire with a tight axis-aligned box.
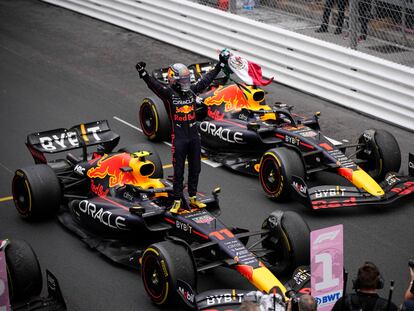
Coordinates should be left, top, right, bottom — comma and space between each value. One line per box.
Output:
139, 97, 171, 142
262, 211, 310, 275
141, 241, 196, 306
5, 239, 43, 303
118, 143, 163, 178
356, 129, 401, 181
259, 147, 305, 201
12, 164, 61, 219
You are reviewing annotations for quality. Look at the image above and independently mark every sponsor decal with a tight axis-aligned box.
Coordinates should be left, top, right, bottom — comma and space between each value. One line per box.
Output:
173, 98, 194, 105
204, 85, 249, 112
311, 225, 343, 311
74, 164, 85, 175
178, 286, 195, 303
238, 113, 248, 121
176, 220, 193, 234
385, 174, 400, 186
314, 188, 346, 199
90, 180, 109, 197
207, 107, 224, 120
77, 200, 127, 230
312, 197, 357, 209
284, 135, 300, 146
328, 150, 356, 169
123, 191, 134, 201
39, 126, 101, 151
87, 153, 132, 187
292, 180, 307, 196
174, 113, 195, 122
206, 293, 244, 306
299, 130, 318, 138
199, 121, 244, 144
175, 105, 194, 114
192, 214, 214, 224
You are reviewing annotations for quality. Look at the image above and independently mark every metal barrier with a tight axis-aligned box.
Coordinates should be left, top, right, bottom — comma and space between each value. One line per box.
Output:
195, 0, 414, 68
42, 0, 414, 130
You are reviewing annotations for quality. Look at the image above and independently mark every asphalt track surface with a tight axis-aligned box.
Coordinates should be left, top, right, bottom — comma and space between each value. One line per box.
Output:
0, 1, 413, 310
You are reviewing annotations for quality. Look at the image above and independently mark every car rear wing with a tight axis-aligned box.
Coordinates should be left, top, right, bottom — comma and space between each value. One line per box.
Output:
26, 120, 120, 164
152, 61, 228, 86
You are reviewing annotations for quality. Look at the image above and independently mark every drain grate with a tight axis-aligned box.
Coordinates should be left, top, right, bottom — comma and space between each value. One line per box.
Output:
367, 44, 408, 54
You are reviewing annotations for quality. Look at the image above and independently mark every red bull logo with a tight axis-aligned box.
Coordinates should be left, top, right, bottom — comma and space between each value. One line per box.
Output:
204, 85, 248, 112
175, 105, 194, 114
87, 153, 135, 188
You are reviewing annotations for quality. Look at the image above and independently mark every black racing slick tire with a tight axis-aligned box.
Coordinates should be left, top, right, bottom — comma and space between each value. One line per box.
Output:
118, 143, 163, 178
5, 239, 43, 303
141, 241, 196, 306
139, 97, 171, 142
261, 211, 310, 275
12, 164, 61, 220
259, 147, 305, 201
356, 129, 401, 181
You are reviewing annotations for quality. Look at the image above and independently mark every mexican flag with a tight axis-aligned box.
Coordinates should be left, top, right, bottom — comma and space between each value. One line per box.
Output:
228, 54, 274, 86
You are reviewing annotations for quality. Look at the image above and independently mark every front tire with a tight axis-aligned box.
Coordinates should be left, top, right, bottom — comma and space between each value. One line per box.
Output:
356, 129, 401, 181
118, 143, 163, 178
261, 211, 310, 275
141, 241, 196, 306
5, 239, 43, 303
139, 97, 171, 142
259, 147, 305, 201
12, 164, 61, 219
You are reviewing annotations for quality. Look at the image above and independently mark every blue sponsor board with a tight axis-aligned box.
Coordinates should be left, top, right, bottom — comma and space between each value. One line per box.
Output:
315, 291, 342, 307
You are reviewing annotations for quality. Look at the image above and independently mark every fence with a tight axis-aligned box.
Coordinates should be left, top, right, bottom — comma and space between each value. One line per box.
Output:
196, 0, 414, 67
41, 0, 414, 130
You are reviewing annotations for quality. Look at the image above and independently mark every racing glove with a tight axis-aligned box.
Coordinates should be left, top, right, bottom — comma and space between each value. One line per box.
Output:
136, 61, 148, 78
218, 48, 231, 68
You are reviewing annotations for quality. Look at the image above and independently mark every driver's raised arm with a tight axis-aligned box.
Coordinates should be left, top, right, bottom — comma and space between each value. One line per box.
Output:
191, 49, 230, 95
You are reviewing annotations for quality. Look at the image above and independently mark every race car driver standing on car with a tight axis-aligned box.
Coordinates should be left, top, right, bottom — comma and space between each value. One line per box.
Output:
136, 49, 230, 213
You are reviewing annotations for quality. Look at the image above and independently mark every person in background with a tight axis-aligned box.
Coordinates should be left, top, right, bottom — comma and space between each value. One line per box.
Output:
332, 261, 398, 311
136, 49, 230, 213
402, 261, 414, 311
315, 0, 347, 35
358, 0, 372, 41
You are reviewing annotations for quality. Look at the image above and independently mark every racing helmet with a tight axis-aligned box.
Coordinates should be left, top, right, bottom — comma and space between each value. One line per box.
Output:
167, 63, 191, 92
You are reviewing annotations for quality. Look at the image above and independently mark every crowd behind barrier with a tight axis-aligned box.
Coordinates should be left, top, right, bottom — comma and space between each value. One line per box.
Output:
195, 0, 414, 68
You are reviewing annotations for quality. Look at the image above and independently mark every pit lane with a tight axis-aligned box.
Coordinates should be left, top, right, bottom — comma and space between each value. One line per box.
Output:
0, 1, 413, 310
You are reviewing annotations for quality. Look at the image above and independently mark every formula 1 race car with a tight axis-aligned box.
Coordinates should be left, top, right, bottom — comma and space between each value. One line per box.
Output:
12, 120, 310, 307
138, 62, 414, 210
0, 239, 66, 310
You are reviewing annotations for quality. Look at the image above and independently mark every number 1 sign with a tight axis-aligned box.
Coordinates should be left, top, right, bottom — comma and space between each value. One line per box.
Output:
0, 240, 10, 311
311, 225, 344, 311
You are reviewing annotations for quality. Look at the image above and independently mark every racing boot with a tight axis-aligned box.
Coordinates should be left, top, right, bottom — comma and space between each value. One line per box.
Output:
189, 196, 206, 209
170, 200, 181, 214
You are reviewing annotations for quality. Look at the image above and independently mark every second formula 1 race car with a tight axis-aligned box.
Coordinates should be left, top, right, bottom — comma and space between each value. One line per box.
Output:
12, 120, 311, 307
138, 61, 414, 210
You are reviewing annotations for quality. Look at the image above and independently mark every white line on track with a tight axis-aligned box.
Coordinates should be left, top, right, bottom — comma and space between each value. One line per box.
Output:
113, 116, 221, 168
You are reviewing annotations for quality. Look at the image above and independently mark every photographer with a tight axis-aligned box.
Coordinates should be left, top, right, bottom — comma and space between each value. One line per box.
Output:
402, 260, 414, 311
332, 262, 398, 311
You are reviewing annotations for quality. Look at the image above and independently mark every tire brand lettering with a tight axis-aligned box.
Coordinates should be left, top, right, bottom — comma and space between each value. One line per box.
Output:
199, 121, 243, 144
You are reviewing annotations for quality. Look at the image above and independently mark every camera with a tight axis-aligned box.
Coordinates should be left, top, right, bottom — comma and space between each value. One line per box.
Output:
409, 259, 414, 269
